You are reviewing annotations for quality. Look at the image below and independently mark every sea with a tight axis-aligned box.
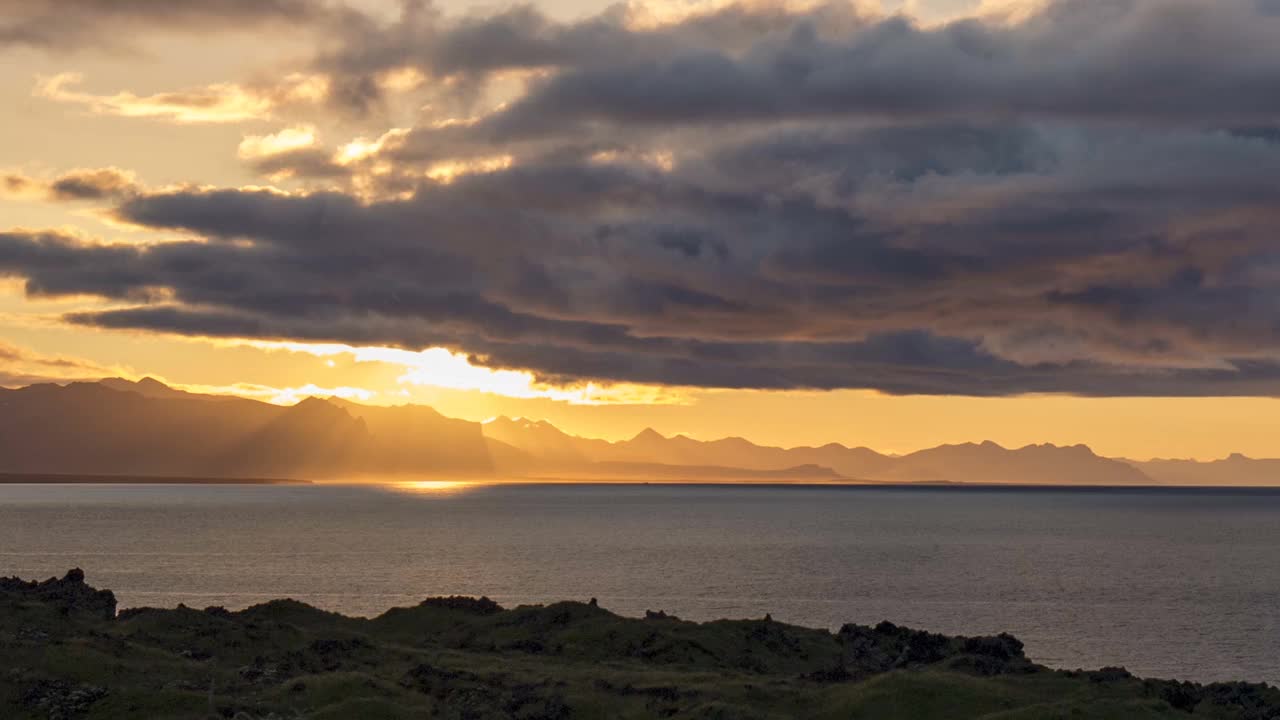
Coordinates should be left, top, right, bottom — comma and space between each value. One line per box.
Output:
2, 482, 1277, 684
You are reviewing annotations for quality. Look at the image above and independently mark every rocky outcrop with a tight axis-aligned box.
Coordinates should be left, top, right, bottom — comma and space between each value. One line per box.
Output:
0, 568, 116, 620
837, 620, 1033, 678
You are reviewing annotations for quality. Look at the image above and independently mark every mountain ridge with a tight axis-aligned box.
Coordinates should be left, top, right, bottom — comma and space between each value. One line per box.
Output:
3, 378, 1279, 485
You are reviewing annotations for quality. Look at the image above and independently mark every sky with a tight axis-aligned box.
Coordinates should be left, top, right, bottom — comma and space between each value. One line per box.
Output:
3, 0, 1280, 460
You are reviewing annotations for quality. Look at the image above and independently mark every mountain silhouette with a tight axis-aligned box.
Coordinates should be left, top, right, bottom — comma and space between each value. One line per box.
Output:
1126, 454, 1280, 486
482, 416, 611, 467
214, 397, 370, 478
334, 399, 494, 475
483, 418, 892, 479
0, 380, 492, 480
871, 441, 1155, 485
479, 419, 1157, 484
5, 379, 1280, 485
97, 377, 194, 400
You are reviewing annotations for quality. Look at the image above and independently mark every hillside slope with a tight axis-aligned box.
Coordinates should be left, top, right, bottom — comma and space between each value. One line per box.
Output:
0, 381, 494, 479
2, 570, 1276, 719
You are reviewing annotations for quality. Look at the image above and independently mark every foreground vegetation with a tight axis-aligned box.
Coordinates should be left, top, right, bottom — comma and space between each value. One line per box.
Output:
3, 571, 1278, 719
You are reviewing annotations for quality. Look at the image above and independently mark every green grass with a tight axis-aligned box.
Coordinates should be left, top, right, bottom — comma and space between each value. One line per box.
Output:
3, 570, 1278, 719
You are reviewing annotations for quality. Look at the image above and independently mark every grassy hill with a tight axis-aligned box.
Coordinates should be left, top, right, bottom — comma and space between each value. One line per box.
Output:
3, 570, 1277, 719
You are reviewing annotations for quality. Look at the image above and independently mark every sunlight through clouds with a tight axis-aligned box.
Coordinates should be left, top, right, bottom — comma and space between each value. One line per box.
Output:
238, 126, 321, 160
241, 340, 692, 406
171, 380, 376, 405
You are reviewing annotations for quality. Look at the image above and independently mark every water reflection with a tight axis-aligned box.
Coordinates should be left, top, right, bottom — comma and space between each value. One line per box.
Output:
390, 479, 477, 494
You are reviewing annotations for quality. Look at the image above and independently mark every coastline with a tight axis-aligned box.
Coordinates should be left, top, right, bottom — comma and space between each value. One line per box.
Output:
0, 473, 310, 485
3, 569, 1276, 719
9, 473, 1280, 491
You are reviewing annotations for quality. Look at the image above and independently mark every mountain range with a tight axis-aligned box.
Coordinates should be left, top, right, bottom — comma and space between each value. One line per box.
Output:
1, 378, 1277, 486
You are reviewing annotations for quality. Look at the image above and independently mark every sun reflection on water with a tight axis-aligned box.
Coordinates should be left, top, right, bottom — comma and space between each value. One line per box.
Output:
391, 480, 477, 494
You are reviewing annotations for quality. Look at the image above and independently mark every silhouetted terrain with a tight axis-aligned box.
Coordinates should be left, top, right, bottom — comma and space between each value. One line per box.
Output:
1127, 454, 1280, 487
484, 418, 893, 479
3, 569, 1278, 719
0, 380, 492, 480
485, 417, 1159, 485
544, 461, 845, 482
0, 473, 305, 485
875, 441, 1154, 486
4, 378, 1280, 485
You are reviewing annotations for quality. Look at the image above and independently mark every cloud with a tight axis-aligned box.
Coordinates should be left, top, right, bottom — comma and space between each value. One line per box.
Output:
466, 2, 1279, 141
243, 340, 692, 405
48, 168, 141, 201
7, 0, 1280, 397
5, 116, 1280, 398
2, 168, 141, 205
0, 339, 121, 387
305, 0, 1280, 128
35, 73, 329, 124
0, 0, 336, 50
235, 126, 353, 182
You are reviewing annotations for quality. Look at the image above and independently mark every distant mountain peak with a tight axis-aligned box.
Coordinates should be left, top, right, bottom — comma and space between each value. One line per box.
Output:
291, 396, 339, 412
98, 376, 185, 400
486, 416, 563, 433
631, 427, 666, 443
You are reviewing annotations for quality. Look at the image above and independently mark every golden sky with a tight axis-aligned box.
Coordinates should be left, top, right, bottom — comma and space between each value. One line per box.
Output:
4, 0, 1280, 461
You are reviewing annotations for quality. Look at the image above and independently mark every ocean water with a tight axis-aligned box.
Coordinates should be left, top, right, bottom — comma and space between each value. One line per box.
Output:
1, 482, 1277, 684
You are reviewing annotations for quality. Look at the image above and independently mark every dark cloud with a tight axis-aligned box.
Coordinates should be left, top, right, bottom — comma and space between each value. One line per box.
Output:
7, 0, 1280, 396
313, 0, 866, 113
2, 168, 139, 202
306, 0, 1280, 128
0, 0, 337, 50
7, 113, 1280, 397
242, 149, 349, 181
48, 168, 140, 201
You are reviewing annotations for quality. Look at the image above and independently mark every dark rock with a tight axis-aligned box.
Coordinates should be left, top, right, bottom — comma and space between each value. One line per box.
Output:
838, 621, 1032, 677
419, 595, 503, 615
20, 679, 108, 719
1087, 666, 1135, 683
0, 569, 116, 620
1154, 679, 1203, 712
1200, 682, 1280, 720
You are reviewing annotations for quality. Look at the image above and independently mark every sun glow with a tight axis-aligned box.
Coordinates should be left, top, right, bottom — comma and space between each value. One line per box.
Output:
239, 340, 690, 405
392, 479, 476, 494
172, 381, 376, 405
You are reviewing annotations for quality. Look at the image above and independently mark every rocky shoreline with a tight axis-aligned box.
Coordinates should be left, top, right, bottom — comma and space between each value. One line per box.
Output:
2, 570, 1278, 719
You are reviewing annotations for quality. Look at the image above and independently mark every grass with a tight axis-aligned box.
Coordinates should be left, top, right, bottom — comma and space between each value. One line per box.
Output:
2, 570, 1278, 719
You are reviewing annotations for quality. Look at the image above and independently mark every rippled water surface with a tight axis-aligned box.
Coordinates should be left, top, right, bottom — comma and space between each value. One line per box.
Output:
2, 482, 1277, 683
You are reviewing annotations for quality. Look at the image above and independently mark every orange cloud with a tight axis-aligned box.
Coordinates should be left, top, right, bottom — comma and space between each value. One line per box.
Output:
35, 73, 328, 124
